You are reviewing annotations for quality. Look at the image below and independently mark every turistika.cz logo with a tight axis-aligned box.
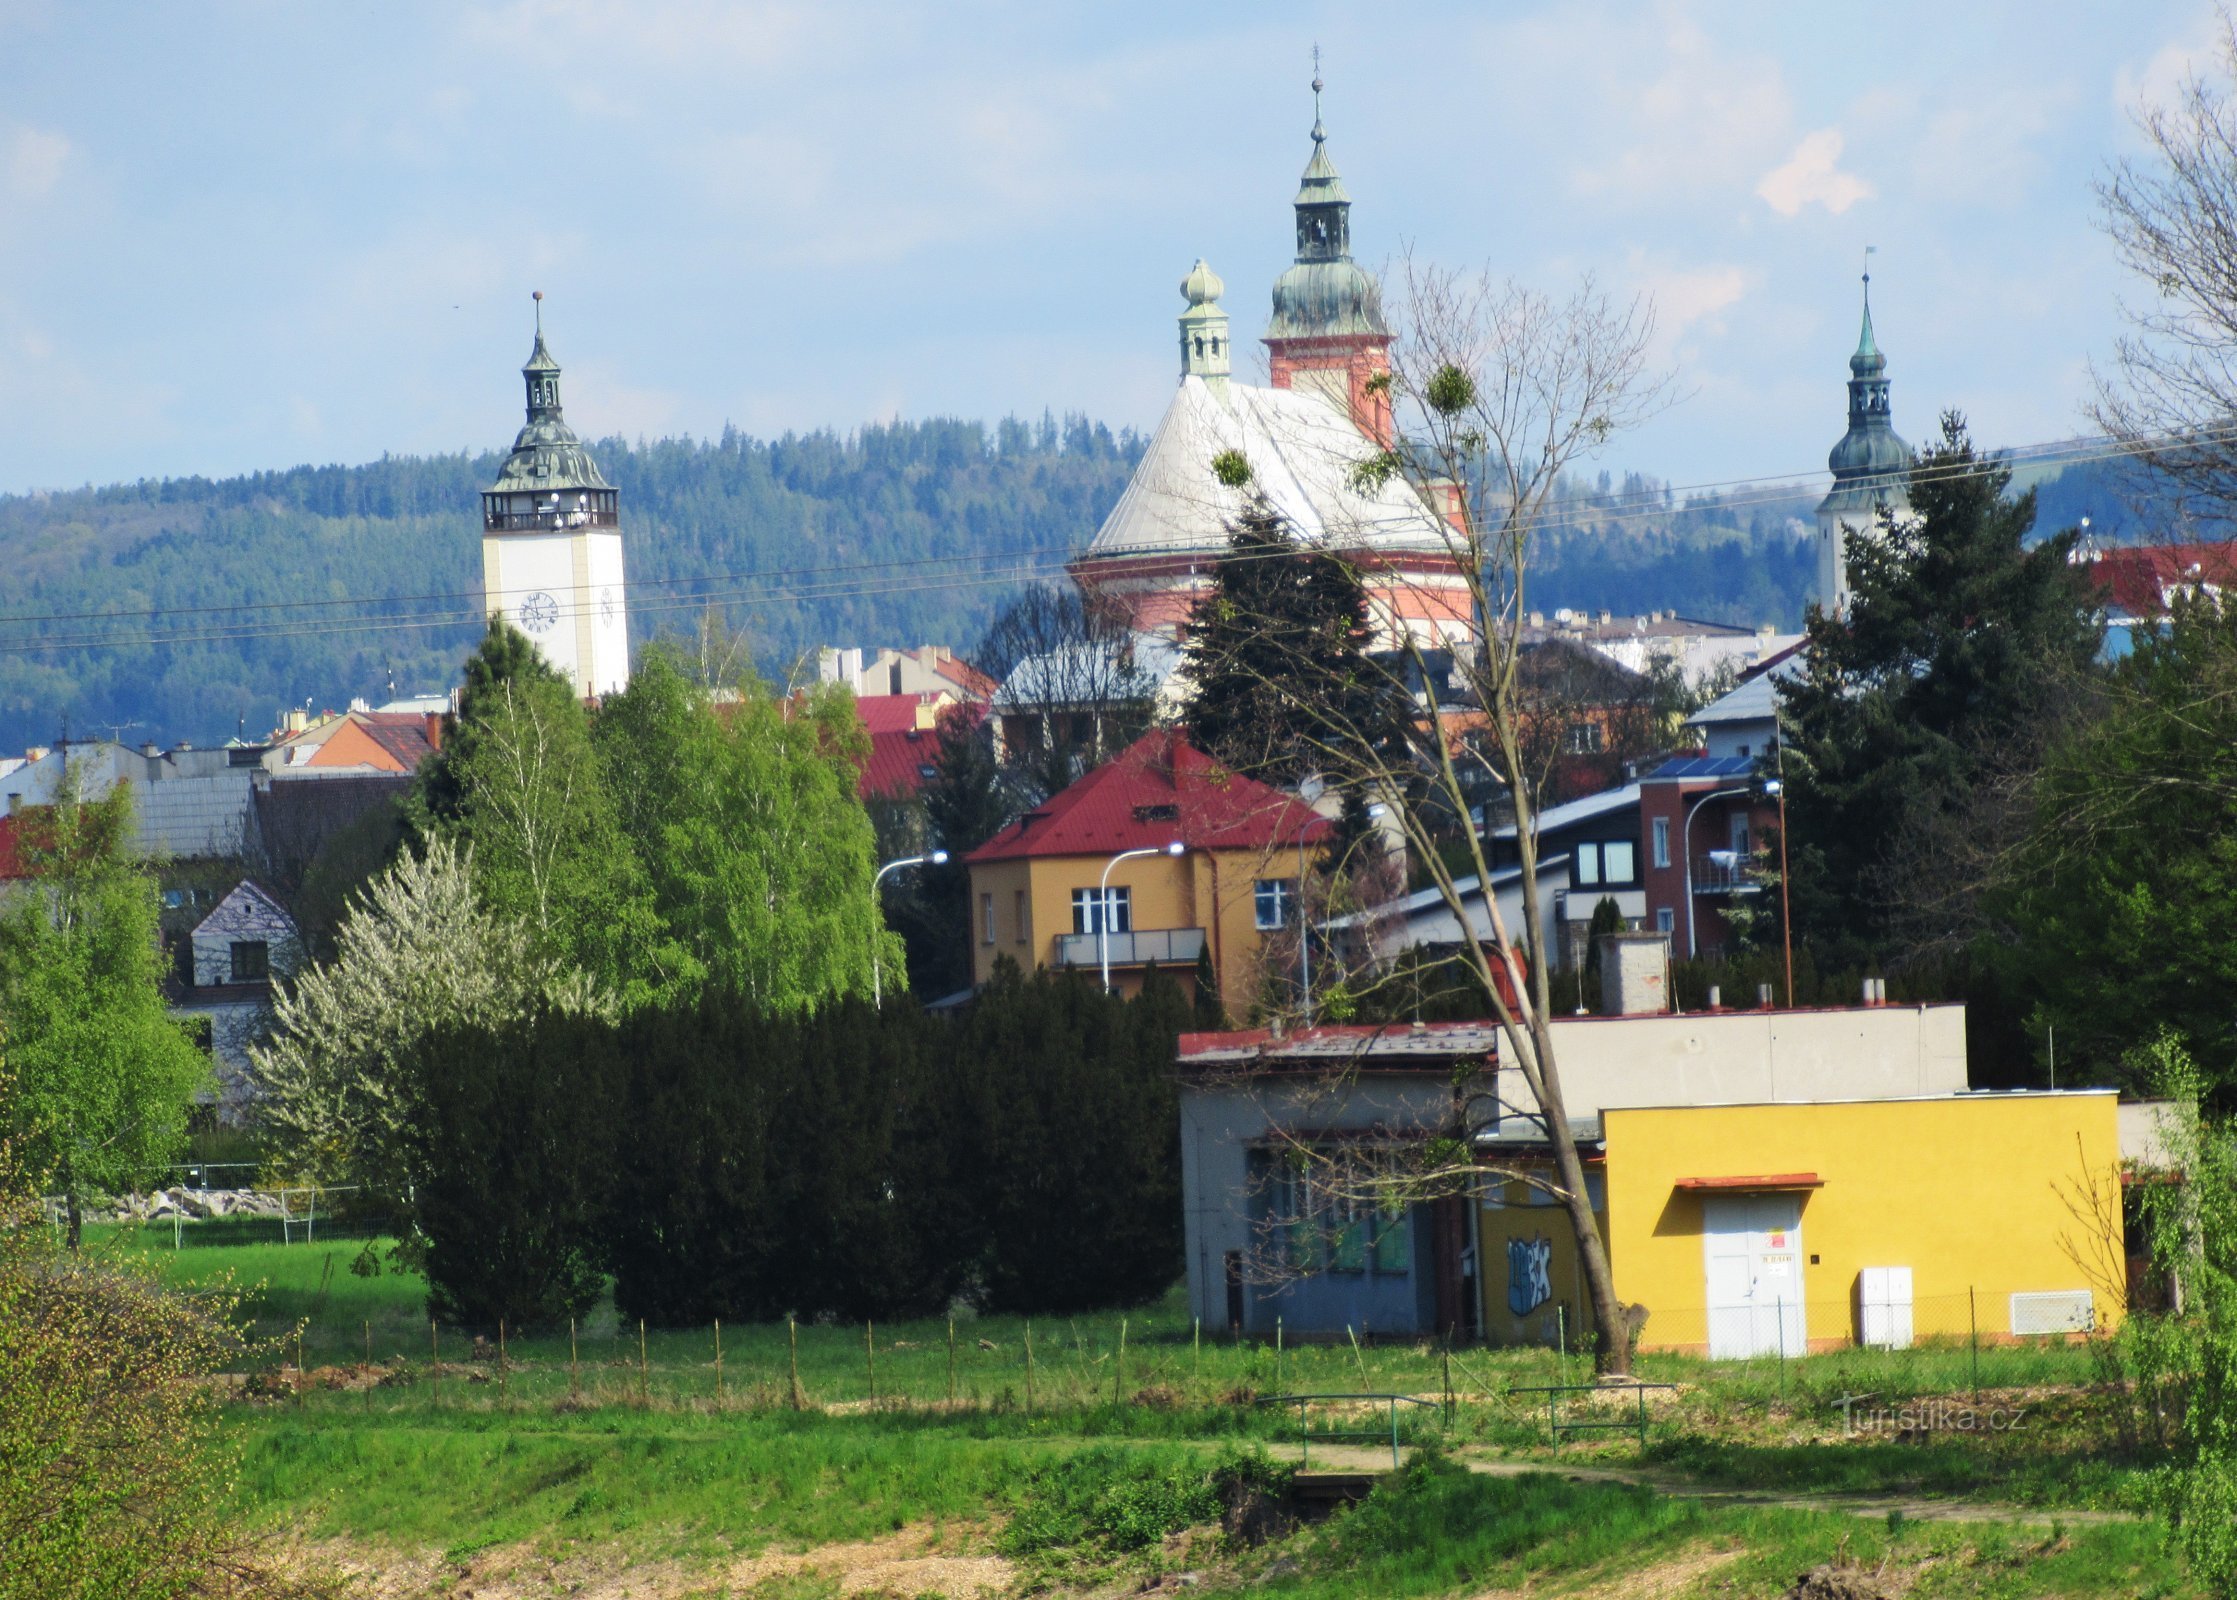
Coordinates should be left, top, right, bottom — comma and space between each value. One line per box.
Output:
1833, 1393, 2029, 1434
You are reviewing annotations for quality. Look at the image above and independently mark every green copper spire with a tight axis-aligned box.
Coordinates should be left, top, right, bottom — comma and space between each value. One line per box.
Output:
1821, 268, 1910, 511
1851, 270, 1883, 377
486, 292, 613, 497
1178, 258, 1230, 390
1267, 62, 1387, 342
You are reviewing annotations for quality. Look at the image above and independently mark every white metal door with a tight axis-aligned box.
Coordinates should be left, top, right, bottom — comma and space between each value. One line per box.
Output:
1703, 1195, 1807, 1359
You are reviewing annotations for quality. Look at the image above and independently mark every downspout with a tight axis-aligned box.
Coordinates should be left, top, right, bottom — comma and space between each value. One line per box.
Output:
1206, 851, 1225, 1007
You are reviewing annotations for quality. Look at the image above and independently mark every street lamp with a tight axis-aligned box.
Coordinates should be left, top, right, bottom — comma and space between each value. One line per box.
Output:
871, 849, 949, 1005
1679, 788, 1753, 960
1101, 841, 1185, 993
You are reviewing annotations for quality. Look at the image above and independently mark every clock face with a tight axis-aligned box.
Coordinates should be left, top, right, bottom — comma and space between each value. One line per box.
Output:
520, 591, 560, 634
600, 587, 618, 626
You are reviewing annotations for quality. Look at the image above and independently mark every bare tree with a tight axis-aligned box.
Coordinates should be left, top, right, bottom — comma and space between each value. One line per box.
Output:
1217, 262, 1673, 1373
974, 583, 1160, 800
2095, 6, 2237, 529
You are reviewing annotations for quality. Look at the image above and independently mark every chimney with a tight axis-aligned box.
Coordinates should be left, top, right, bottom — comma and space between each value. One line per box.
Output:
1597, 932, 1670, 1015
913, 695, 938, 732
141, 742, 160, 757
424, 712, 445, 752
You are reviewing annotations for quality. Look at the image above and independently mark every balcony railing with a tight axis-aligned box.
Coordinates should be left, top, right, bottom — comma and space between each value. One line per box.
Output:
1690, 854, 1764, 895
1052, 927, 1207, 969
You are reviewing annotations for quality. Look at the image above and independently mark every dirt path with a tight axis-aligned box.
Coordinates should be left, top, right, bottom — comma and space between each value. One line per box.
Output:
1259, 1441, 2140, 1527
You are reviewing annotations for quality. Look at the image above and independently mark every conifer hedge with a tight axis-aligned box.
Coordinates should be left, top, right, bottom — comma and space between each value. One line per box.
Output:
404, 964, 1191, 1328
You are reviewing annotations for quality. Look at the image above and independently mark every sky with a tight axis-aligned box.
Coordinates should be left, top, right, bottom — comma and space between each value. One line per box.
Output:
0, 0, 2222, 497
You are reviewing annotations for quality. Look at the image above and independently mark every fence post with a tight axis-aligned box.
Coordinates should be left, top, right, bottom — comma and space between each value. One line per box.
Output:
947, 1317, 956, 1405
431, 1321, 440, 1408
865, 1321, 876, 1410
1776, 1298, 1788, 1404
638, 1319, 649, 1408
364, 1320, 372, 1414
715, 1319, 724, 1406
1193, 1316, 1201, 1389
295, 1327, 305, 1410
1115, 1318, 1127, 1408
1025, 1320, 1035, 1412
570, 1317, 579, 1403
1557, 1305, 1567, 1392
788, 1317, 804, 1411
1969, 1287, 1981, 1405
1276, 1316, 1284, 1396
499, 1320, 509, 1411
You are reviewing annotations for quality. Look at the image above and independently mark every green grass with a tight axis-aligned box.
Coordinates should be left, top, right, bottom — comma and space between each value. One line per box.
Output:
1198, 1457, 2195, 1599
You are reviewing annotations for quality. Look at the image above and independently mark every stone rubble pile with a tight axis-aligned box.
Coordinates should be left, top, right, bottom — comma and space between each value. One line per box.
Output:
107, 1187, 290, 1221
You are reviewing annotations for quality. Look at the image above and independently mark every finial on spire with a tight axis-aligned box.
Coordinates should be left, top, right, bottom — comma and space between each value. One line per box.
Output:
1311, 45, 1325, 142
533, 288, 543, 333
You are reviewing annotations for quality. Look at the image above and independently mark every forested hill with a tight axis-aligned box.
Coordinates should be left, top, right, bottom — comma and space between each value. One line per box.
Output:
0, 415, 1143, 751
0, 420, 2150, 753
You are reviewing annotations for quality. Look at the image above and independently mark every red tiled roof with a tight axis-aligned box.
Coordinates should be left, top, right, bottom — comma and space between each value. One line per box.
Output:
932, 655, 999, 700
854, 694, 949, 799
856, 694, 942, 735
967, 729, 1332, 864
357, 712, 440, 770
0, 814, 23, 881
2081, 543, 2237, 619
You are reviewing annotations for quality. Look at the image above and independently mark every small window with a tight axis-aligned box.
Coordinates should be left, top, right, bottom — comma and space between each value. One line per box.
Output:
1736, 743, 1751, 758
1328, 1195, 1367, 1273
229, 940, 270, 983
1575, 843, 1601, 886
1655, 907, 1674, 934
1564, 722, 1605, 754
917, 763, 937, 781
162, 889, 184, 909
981, 893, 996, 944
1253, 878, 1296, 930
1729, 814, 1752, 855
1603, 839, 1636, 884
1651, 817, 1671, 869
1373, 1204, 1409, 1273
1013, 889, 1029, 945
1071, 886, 1131, 935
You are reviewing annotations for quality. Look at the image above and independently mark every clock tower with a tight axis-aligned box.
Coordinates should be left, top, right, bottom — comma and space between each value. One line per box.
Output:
479, 293, 630, 698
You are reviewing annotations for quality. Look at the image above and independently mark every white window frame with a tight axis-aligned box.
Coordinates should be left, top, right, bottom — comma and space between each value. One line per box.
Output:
1575, 842, 1601, 886
1603, 839, 1636, 884
1253, 878, 1297, 931
981, 892, 996, 944
1652, 816, 1671, 869
1071, 885, 1131, 936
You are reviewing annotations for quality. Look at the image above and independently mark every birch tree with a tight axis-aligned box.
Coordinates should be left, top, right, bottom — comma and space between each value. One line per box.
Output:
1220, 263, 1672, 1373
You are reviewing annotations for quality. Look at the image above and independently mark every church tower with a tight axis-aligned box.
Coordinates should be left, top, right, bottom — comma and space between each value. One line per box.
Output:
1814, 272, 1913, 615
1263, 71, 1394, 447
1178, 258, 1230, 394
480, 294, 630, 699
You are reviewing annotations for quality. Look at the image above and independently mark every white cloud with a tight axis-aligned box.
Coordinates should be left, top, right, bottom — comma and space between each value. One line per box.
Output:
1568, 12, 1794, 202
2115, 10, 2226, 117
1755, 129, 1873, 217
1629, 257, 1757, 359
5, 125, 68, 200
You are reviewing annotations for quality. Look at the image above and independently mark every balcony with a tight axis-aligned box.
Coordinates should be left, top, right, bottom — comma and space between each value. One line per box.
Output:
1052, 927, 1207, 969
1690, 853, 1765, 895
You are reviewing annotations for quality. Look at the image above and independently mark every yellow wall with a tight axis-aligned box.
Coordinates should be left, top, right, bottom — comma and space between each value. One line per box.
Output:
1476, 1173, 1607, 1346
968, 847, 1293, 1020
1600, 1093, 2125, 1352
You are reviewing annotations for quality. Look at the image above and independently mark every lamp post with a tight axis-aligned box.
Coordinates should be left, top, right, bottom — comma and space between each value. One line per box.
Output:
871, 849, 948, 1005
1679, 788, 1753, 960
1101, 841, 1185, 993
1773, 731, 1795, 1007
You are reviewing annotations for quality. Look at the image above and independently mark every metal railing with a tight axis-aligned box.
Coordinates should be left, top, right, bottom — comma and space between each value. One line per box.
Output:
1050, 927, 1206, 968
1254, 1391, 1442, 1469
1690, 854, 1763, 893
1513, 1380, 1677, 1449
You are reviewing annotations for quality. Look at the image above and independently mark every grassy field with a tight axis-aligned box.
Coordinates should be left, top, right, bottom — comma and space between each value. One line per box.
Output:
100, 1226, 2196, 1596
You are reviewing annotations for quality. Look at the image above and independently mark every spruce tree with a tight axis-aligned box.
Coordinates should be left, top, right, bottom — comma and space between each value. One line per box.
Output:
1180, 498, 1413, 800
1779, 413, 2102, 965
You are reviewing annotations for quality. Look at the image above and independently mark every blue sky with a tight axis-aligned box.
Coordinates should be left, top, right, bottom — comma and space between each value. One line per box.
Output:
0, 0, 2218, 496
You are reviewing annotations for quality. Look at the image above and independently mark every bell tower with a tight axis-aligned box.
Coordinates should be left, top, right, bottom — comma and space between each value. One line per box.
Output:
479, 292, 630, 698
1814, 266, 1913, 615
1178, 259, 1230, 394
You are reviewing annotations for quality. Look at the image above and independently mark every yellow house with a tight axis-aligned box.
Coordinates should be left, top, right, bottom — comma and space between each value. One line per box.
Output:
964, 729, 1331, 1017
1478, 1090, 2125, 1354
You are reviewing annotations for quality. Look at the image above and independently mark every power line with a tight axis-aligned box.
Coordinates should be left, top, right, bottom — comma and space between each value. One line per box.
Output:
0, 422, 2209, 660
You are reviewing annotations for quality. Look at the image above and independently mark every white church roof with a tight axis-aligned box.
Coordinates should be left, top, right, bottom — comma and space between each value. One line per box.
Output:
1084, 376, 1450, 560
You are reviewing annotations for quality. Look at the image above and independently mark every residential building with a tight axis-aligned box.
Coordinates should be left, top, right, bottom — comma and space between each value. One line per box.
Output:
1816, 272, 1914, 615
1638, 755, 1782, 960
3, 739, 276, 860
963, 729, 1330, 1013
856, 693, 956, 802
1177, 996, 2134, 1352
270, 708, 442, 774
1482, 783, 1646, 966
2075, 540, 2237, 656
819, 645, 997, 703
479, 298, 630, 700
1066, 87, 1471, 655
1682, 648, 1802, 762
1520, 611, 1801, 697
169, 880, 303, 1124
989, 632, 1176, 773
